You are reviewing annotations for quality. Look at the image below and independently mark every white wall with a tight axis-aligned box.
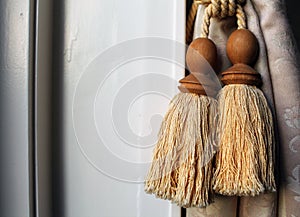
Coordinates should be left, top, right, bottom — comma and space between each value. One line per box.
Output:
52, 0, 185, 216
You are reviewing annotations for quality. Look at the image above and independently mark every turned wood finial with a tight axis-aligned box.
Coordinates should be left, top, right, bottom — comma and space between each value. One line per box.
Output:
222, 29, 262, 86
227, 29, 258, 65
179, 38, 219, 95
186, 38, 218, 71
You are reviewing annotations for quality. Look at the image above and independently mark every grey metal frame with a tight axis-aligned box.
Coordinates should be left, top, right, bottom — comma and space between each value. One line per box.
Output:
0, 0, 35, 216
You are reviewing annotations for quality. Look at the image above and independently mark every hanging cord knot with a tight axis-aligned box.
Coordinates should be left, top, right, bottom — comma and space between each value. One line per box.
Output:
194, 0, 247, 37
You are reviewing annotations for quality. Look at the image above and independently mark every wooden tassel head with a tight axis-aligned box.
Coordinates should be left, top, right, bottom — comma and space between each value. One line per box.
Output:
179, 38, 219, 96
222, 29, 262, 87
186, 38, 217, 71
227, 28, 258, 66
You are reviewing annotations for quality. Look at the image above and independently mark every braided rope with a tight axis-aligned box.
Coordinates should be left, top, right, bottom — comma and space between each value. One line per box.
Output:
189, 0, 247, 38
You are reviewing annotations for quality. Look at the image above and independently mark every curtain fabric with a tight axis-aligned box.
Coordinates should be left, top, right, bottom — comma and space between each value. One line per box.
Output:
187, 0, 300, 216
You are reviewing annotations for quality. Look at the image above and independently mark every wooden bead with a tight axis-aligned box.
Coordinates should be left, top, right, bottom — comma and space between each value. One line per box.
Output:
226, 29, 259, 65
181, 38, 219, 95
222, 29, 262, 86
186, 38, 217, 73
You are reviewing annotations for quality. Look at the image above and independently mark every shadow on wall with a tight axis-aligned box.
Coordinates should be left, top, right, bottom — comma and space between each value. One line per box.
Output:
286, 0, 300, 50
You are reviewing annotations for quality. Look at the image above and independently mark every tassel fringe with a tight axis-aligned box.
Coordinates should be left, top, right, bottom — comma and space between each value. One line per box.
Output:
145, 93, 218, 207
213, 84, 276, 196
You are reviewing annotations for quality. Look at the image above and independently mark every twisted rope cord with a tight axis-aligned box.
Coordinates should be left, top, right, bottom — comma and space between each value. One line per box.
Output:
187, 0, 247, 39
186, 2, 199, 44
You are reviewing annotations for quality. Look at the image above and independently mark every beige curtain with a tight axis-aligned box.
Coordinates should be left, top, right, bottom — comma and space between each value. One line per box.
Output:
187, 0, 300, 216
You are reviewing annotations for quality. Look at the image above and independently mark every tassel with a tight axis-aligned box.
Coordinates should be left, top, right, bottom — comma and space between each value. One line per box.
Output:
145, 38, 220, 207
213, 29, 276, 196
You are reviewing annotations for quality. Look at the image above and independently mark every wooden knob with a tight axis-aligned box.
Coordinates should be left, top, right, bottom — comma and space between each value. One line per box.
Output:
180, 38, 219, 96
222, 29, 262, 87
186, 38, 217, 73
226, 29, 259, 65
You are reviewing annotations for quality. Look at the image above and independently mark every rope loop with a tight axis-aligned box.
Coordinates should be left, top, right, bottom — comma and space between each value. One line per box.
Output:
193, 0, 247, 38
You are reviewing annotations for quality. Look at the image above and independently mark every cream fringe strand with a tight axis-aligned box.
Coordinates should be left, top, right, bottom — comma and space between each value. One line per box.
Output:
213, 84, 276, 196
145, 93, 218, 208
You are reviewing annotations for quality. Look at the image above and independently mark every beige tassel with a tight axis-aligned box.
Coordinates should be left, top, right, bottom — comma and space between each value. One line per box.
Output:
145, 38, 220, 207
213, 84, 276, 196
172, 93, 217, 207
213, 29, 276, 196
145, 93, 217, 207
